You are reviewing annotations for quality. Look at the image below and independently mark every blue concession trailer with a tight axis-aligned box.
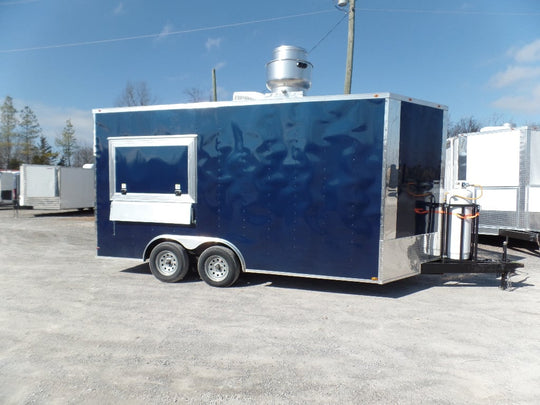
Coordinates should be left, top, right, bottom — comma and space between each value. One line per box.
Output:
93, 93, 448, 286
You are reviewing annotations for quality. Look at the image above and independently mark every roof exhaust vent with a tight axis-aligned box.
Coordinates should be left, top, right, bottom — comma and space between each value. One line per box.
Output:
266, 45, 312, 95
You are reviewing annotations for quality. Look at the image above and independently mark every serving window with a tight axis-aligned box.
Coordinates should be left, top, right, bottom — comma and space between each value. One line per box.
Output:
108, 135, 197, 225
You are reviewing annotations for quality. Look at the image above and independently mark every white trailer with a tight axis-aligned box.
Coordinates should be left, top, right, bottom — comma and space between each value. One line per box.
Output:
0, 171, 18, 204
19, 164, 94, 210
446, 125, 540, 244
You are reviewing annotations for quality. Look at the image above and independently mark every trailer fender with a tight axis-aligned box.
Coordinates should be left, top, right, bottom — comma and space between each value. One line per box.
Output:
143, 235, 246, 272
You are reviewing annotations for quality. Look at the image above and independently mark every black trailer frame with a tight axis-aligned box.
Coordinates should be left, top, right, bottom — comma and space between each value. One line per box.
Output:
421, 203, 523, 289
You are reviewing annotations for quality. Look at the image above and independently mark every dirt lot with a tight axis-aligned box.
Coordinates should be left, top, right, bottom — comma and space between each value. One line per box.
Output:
0, 206, 539, 404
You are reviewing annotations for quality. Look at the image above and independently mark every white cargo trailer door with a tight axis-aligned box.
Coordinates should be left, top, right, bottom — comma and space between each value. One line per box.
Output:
58, 167, 94, 209
25, 165, 57, 197
0, 172, 15, 202
466, 130, 520, 212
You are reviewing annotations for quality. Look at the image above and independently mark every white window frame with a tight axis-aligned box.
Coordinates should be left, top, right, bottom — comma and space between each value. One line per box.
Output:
108, 134, 197, 203
107, 134, 197, 225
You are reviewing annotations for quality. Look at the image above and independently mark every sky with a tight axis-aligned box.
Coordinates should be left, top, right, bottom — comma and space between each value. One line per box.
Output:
1, 0, 540, 148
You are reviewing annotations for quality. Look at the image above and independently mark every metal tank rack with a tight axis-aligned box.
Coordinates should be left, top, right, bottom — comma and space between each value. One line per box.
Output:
420, 202, 523, 289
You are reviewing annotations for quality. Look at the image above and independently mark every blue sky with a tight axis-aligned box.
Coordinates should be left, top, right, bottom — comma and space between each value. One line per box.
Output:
1, 0, 539, 147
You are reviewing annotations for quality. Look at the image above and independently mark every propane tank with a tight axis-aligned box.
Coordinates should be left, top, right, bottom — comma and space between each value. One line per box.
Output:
446, 189, 473, 260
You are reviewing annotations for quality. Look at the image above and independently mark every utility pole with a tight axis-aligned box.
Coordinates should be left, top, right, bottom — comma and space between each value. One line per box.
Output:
212, 68, 217, 101
343, 0, 355, 94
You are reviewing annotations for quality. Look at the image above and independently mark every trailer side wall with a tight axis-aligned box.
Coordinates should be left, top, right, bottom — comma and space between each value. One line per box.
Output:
94, 94, 446, 283
96, 98, 386, 280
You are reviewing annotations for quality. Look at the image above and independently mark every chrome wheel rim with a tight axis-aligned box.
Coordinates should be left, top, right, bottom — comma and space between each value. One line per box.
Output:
205, 255, 229, 282
156, 251, 178, 276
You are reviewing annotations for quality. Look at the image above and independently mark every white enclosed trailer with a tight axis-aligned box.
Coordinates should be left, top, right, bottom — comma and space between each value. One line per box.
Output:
19, 164, 94, 210
446, 125, 540, 244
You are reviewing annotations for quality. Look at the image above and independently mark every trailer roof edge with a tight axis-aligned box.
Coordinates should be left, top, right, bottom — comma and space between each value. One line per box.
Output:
92, 92, 448, 114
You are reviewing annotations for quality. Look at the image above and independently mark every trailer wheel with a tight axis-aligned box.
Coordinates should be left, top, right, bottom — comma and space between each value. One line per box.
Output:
198, 246, 241, 287
149, 242, 190, 283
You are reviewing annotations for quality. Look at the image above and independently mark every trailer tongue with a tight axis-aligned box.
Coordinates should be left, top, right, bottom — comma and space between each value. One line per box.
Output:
419, 203, 523, 289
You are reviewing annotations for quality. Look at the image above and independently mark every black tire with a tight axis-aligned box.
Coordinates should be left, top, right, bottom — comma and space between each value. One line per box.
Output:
149, 242, 190, 283
198, 246, 241, 287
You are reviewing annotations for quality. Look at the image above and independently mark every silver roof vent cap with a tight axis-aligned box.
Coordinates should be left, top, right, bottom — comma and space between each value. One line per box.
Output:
266, 45, 312, 95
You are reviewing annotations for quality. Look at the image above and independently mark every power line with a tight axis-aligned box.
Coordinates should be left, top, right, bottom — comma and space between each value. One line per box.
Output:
308, 12, 348, 54
0, 9, 335, 53
357, 7, 540, 16
3, 6, 539, 54
0, 0, 39, 5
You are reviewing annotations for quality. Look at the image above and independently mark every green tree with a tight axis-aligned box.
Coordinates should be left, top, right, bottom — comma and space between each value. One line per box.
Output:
55, 119, 78, 167
7, 157, 21, 170
0, 96, 18, 169
32, 135, 58, 165
18, 106, 41, 164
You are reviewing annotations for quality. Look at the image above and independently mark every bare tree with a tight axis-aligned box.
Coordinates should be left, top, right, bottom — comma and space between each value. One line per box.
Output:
448, 116, 482, 138
73, 143, 94, 167
184, 87, 210, 102
484, 113, 508, 127
115, 81, 157, 107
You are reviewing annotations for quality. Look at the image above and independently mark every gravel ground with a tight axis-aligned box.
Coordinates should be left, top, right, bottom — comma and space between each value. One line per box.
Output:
0, 206, 539, 404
